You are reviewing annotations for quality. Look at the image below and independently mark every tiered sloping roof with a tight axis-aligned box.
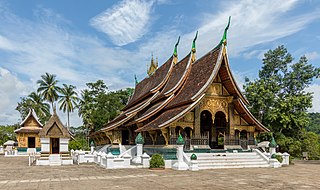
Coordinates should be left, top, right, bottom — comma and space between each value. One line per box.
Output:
39, 111, 71, 138
94, 21, 269, 136
14, 109, 43, 134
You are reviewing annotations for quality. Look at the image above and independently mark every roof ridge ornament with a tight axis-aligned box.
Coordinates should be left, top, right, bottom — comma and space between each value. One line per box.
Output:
191, 31, 198, 63
147, 53, 158, 76
134, 74, 139, 85
221, 16, 231, 46
173, 36, 180, 64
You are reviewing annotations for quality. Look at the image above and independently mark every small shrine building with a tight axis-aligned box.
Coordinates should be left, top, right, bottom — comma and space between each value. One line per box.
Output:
15, 109, 42, 153
37, 109, 73, 165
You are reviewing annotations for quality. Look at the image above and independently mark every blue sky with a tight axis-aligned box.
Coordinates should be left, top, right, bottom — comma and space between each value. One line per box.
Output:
0, 0, 319, 126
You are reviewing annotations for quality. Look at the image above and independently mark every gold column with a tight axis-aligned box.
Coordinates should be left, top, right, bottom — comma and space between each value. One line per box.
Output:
194, 105, 201, 136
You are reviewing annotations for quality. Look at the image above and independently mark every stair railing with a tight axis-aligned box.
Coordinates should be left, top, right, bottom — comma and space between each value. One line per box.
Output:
118, 145, 137, 158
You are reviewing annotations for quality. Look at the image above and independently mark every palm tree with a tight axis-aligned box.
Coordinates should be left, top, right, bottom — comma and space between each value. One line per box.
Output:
59, 84, 79, 128
27, 92, 50, 123
37, 73, 61, 112
78, 89, 94, 146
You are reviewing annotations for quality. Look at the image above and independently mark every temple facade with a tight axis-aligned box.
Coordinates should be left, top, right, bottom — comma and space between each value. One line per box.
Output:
91, 20, 269, 150
15, 109, 42, 153
37, 110, 73, 165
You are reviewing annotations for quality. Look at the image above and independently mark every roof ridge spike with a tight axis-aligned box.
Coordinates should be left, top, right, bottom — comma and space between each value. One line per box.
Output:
173, 36, 180, 64
191, 31, 198, 63
134, 74, 139, 85
221, 16, 231, 45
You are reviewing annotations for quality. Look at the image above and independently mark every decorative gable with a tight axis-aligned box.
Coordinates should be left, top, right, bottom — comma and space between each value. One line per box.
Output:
39, 112, 70, 138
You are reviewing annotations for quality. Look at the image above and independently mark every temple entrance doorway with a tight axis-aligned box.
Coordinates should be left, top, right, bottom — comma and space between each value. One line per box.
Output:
122, 130, 129, 145
28, 137, 35, 148
200, 110, 213, 148
240, 130, 248, 149
213, 111, 227, 149
51, 138, 59, 154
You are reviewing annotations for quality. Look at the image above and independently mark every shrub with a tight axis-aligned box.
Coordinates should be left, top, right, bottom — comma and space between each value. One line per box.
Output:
272, 154, 283, 163
150, 154, 165, 168
68, 140, 82, 151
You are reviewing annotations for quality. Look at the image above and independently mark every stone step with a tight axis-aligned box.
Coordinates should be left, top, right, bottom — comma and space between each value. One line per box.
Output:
198, 161, 267, 166
197, 159, 265, 164
196, 155, 261, 160
198, 164, 270, 169
186, 152, 258, 157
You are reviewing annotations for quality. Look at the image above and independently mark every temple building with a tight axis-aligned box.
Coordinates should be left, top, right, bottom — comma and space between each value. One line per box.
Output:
15, 109, 42, 153
37, 109, 73, 165
91, 18, 269, 150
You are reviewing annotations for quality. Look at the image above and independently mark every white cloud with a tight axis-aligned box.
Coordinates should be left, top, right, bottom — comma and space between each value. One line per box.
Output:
178, 0, 320, 58
0, 35, 15, 51
90, 0, 155, 46
0, 67, 31, 124
305, 51, 320, 61
306, 84, 320, 113
243, 49, 268, 60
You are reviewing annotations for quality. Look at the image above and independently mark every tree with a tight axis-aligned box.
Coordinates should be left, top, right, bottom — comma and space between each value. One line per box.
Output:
306, 113, 320, 134
0, 125, 17, 145
16, 92, 50, 124
244, 45, 320, 157
58, 84, 79, 129
37, 73, 61, 112
77, 80, 133, 131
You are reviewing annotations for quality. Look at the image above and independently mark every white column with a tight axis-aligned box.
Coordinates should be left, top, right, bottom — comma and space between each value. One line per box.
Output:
106, 152, 115, 169
91, 145, 95, 154
97, 152, 102, 164
172, 145, 189, 170
283, 152, 290, 166
189, 160, 199, 171
123, 153, 132, 167
78, 151, 85, 164
100, 152, 107, 166
132, 144, 143, 164
141, 153, 150, 168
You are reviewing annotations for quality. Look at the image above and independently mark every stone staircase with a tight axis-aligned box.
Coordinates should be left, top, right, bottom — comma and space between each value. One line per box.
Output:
49, 154, 62, 166
186, 151, 269, 169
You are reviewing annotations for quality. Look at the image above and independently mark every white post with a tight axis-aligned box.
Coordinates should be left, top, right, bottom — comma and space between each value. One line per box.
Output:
93, 151, 98, 163
97, 152, 102, 164
283, 152, 290, 166
106, 152, 115, 169
78, 151, 85, 164
141, 153, 150, 168
190, 160, 199, 171
90, 142, 95, 154
172, 145, 189, 170
100, 152, 106, 166
132, 144, 143, 164
28, 154, 31, 166
123, 153, 132, 167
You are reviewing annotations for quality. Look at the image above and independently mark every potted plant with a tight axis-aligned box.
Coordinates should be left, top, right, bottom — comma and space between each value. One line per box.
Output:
150, 153, 165, 170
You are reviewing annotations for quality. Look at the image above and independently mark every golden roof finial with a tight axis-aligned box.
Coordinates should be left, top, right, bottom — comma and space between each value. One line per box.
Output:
147, 53, 158, 76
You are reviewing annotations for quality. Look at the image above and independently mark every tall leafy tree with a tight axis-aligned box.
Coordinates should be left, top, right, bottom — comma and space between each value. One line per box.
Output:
244, 45, 320, 156
59, 84, 79, 128
37, 73, 61, 112
16, 92, 50, 124
77, 80, 133, 131
306, 113, 320, 134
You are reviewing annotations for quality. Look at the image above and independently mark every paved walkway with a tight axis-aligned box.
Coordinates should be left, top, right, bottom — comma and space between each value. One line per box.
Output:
0, 156, 319, 190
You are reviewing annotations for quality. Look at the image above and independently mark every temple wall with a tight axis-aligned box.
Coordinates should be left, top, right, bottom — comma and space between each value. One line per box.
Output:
16, 133, 41, 148
40, 138, 50, 152
60, 138, 69, 152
